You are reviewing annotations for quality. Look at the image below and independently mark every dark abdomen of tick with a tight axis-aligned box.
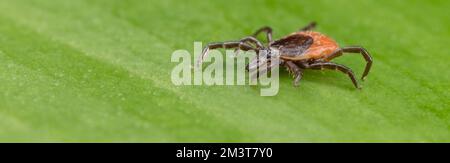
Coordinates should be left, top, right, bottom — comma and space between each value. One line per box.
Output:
271, 33, 314, 57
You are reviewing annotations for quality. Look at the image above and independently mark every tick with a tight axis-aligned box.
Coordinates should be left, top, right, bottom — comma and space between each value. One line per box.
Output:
198, 22, 373, 89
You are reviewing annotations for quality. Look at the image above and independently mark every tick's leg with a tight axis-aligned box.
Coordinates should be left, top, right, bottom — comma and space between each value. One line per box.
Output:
198, 40, 257, 66
246, 55, 259, 72
233, 36, 266, 56
232, 37, 265, 71
285, 61, 304, 87
252, 26, 273, 44
306, 62, 360, 89
324, 46, 373, 80
299, 22, 317, 31
239, 36, 264, 49
342, 47, 372, 80
249, 61, 278, 80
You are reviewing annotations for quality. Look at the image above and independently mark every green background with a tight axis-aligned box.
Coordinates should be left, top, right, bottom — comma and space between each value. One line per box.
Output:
0, 0, 448, 142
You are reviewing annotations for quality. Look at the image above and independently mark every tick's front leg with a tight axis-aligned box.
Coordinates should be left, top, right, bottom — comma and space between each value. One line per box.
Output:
198, 41, 256, 66
252, 26, 273, 44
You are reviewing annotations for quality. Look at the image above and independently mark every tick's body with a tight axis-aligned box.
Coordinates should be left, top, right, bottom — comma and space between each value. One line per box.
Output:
198, 22, 373, 88
276, 31, 339, 61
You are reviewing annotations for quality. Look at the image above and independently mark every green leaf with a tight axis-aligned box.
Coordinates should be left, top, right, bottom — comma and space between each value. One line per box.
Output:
0, 0, 448, 142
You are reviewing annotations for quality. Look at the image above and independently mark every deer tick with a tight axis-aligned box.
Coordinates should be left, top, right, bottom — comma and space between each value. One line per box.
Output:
198, 22, 373, 89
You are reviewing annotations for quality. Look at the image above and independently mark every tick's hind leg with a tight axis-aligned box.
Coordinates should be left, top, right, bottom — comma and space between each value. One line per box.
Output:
342, 47, 372, 80
284, 61, 304, 87
252, 26, 273, 44
324, 46, 373, 80
306, 62, 360, 89
300, 22, 317, 31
